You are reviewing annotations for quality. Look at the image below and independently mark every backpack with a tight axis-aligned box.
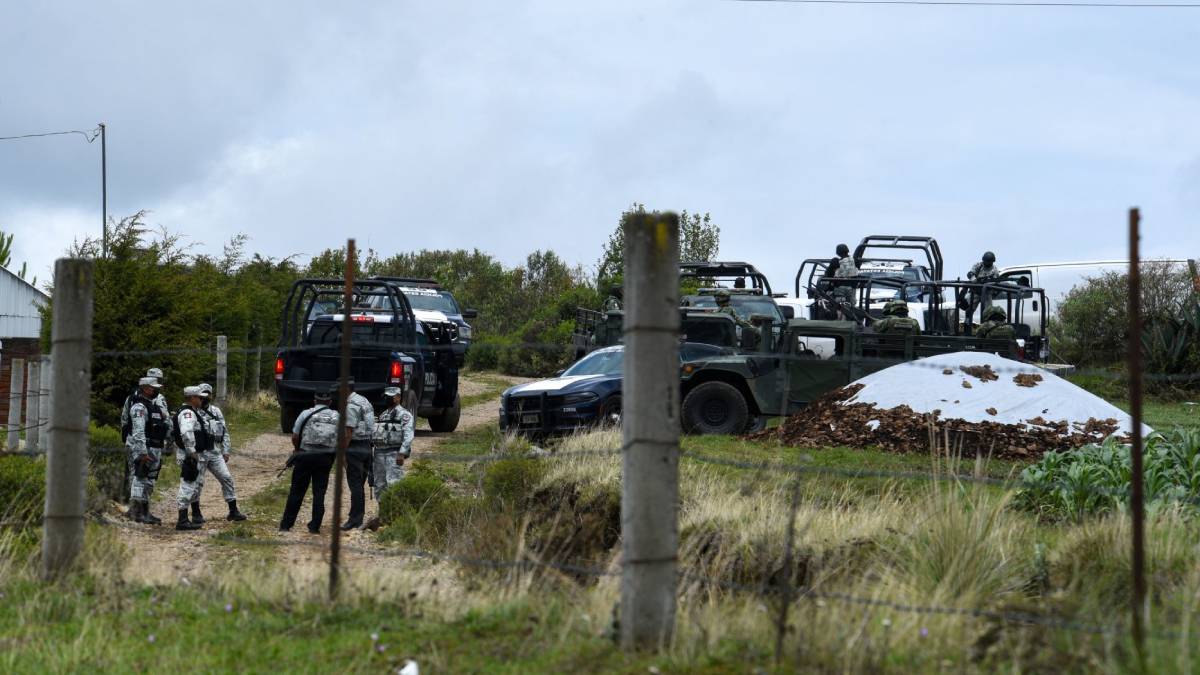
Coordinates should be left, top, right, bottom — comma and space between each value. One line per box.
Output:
301, 406, 339, 449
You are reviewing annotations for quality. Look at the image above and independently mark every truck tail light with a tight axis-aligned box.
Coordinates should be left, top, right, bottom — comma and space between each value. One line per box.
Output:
274, 357, 285, 380
389, 360, 404, 385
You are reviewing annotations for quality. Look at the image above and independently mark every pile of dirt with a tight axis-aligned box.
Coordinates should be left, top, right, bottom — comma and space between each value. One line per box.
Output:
752, 352, 1144, 459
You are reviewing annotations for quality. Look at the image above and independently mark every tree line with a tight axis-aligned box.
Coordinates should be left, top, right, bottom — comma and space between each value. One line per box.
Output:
36, 205, 721, 424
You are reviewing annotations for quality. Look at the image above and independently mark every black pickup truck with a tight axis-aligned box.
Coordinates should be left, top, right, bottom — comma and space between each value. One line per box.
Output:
274, 279, 462, 434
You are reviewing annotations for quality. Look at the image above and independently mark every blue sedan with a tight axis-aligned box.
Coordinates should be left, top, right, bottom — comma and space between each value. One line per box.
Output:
499, 343, 729, 435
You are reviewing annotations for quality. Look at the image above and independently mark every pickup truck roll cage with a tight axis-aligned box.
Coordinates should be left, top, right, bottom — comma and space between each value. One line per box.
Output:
852, 235, 944, 281
680, 261, 773, 295
371, 276, 443, 289
279, 278, 419, 350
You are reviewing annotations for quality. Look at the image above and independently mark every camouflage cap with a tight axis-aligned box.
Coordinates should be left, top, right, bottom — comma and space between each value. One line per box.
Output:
146, 367, 164, 380
383, 386, 403, 397
314, 388, 333, 401
713, 289, 731, 301
183, 385, 203, 398
198, 383, 213, 396
138, 377, 162, 388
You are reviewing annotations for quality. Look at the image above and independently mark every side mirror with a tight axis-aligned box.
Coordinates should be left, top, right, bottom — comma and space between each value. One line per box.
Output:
463, 309, 479, 319
781, 306, 795, 320
554, 369, 565, 377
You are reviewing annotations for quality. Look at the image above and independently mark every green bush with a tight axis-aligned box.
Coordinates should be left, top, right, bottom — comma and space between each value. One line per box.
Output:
482, 457, 546, 506
1016, 429, 1200, 519
88, 423, 127, 503
377, 466, 471, 546
0, 456, 46, 523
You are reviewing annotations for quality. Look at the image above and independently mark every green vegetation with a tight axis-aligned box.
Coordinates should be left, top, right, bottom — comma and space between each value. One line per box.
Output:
1016, 429, 1200, 519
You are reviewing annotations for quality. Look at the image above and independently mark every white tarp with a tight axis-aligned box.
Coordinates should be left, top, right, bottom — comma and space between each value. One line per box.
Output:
842, 351, 1152, 437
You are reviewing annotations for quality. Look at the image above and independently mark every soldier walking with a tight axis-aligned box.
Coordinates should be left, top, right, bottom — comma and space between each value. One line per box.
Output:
186, 383, 246, 524
126, 377, 169, 525
173, 387, 210, 531
280, 388, 339, 533
340, 379, 375, 530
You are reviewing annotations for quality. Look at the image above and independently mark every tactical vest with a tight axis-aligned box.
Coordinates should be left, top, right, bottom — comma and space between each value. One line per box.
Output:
301, 406, 339, 449
125, 395, 169, 448
372, 406, 411, 448
200, 406, 227, 445
977, 321, 1015, 340
173, 406, 213, 452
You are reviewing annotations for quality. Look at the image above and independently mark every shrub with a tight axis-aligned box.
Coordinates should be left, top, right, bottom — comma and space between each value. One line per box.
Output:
482, 457, 546, 506
0, 456, 46, 524
377, 466, 469, 547
88, 423, 127, 502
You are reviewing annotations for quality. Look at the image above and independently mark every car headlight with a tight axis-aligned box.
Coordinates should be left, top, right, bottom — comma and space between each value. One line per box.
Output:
458, 325, 473, 340
562, 392, 599, 405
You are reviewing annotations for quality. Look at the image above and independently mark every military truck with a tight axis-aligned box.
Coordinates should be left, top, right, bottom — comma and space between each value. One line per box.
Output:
677, 316, 1029, 434
274, 279, 462, 434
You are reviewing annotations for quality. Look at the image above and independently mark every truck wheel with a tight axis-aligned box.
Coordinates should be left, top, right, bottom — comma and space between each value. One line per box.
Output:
682, 381, 749, 435
428, 394, 461, 433
280, 404, 302, 434
598, 394, 622, 427
745, 415, 768, 434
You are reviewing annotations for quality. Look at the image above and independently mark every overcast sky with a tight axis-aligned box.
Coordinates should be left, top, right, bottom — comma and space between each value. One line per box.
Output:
2, 1, 1197, 300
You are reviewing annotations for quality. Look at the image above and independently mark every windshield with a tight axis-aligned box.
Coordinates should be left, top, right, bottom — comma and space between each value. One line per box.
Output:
685, 295, 783, 321
562, 349, 624, 377
399, 288, 460, 314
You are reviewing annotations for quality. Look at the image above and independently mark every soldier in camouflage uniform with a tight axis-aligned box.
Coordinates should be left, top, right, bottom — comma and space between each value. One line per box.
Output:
280, 387, 340, 533
121, 367, 170, 504
173, 387, 209, 531
976, 305, 1016, 340
832, 243, 859, 315
127, 377, 169, 525
873, 299, 921, 335
340, 379, 376, 530
187, 383, 246, 524
965, 251, 1000, 316
372, 386, 415, 500
714, 289, 760, 345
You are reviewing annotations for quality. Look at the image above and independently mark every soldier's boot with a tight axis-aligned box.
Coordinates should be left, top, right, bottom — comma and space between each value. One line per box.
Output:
226, 500, 247, 522
128, 501, 145, 522
142, 504, 162, 526
175, 508, 201, 531
190, 502, 205, 524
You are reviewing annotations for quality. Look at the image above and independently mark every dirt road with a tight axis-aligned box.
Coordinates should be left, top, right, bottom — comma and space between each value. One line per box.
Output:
111, 374, 526, 585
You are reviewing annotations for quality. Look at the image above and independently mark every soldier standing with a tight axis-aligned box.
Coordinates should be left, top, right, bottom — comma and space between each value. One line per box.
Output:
186, 383, 246, 524
372, 386, 415, 499
340, 379, 376, 530
280, 388, 339, 533
714, 289, 759, 345
966, 251, 1000, 316
832, 244, 859, 315
173, 387, 209, 531
126, 377, 169, 525
121, 367, 170, 503
873, 300, 921, 335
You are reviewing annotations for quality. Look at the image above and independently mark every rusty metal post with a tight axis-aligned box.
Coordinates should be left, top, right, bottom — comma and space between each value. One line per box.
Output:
330, 240, 356, 600
620, 211, 680, 651
1127, 207, 1147, 659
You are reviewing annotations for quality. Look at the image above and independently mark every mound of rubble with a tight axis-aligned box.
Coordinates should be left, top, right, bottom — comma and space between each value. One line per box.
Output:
753, 352, 1151, 459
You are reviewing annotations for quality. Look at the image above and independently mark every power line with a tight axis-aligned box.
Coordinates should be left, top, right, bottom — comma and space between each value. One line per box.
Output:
0, 128, 101, 143
731, 0, 1200, 7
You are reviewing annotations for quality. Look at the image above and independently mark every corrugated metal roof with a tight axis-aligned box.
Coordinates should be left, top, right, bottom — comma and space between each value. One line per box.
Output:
0, 265, 48, 339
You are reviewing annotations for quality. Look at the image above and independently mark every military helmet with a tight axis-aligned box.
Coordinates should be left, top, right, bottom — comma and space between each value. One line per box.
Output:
883, 299, 908, 316
982, 251, 996, 264
982, 305, 1008, 322
714, 289, 731, 303
836, 243, 850, 257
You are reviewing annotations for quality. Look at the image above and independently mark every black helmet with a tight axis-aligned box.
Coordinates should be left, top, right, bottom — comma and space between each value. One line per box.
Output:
836, 244, 850, 257
982, 251, 996, 264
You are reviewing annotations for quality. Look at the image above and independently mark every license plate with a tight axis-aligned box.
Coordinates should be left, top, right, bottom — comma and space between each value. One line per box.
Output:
521, 413, 540, 425
424, 372, 437, 387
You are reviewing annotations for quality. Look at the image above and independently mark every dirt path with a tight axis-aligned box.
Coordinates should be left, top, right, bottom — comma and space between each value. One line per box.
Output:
110, 373, 528, 585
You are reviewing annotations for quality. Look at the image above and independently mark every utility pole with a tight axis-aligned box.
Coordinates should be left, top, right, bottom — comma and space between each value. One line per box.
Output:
99, 122, 107, 258
620, 211, 680, 651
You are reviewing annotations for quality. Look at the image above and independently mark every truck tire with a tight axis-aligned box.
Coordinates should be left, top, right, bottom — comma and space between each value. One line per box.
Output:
682, 381, 749, 435
428, 394, 461, 433
280, 403, 302, 434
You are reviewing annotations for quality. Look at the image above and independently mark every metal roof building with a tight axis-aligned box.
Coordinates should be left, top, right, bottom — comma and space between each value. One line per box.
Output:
0, 264, 48, 339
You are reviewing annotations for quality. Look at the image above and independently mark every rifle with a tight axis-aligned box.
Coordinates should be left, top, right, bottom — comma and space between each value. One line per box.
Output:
279, 405, 327, 477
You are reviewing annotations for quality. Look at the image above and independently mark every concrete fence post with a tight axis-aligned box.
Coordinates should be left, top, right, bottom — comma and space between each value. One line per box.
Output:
620, 211, 680, 651
38, 356, 51, 437
252, 343, 263, 394
26, 360, 41, 452
7, 358, 25, 451
42, 259, 94, 580
216, 335, 228, 404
